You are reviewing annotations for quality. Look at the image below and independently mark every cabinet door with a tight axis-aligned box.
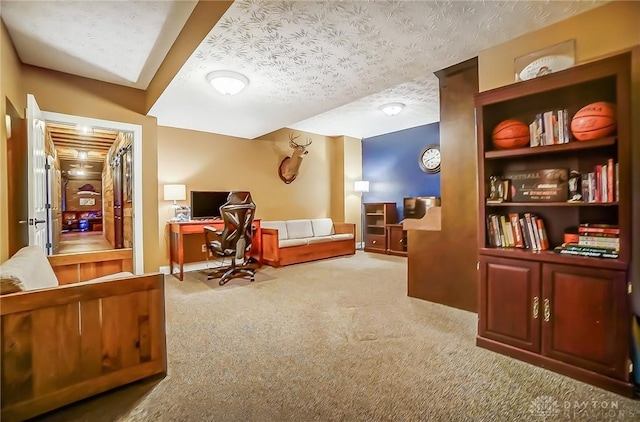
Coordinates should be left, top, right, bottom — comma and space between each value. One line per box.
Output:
387, 225, 406, 254
479, 256, 541, 352
542, 264, 629, 381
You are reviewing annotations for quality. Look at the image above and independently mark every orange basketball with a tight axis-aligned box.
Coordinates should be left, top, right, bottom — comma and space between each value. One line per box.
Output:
570, 101, 616, 141
492, 119, 530, 150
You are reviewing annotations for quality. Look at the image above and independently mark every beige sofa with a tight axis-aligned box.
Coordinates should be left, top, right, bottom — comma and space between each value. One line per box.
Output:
260, 218, 355, 267
0, 246, 166, 421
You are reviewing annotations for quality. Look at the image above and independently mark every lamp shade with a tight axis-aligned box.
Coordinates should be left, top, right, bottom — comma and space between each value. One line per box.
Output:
354, 180, 370, 193
163, 184, 186, 202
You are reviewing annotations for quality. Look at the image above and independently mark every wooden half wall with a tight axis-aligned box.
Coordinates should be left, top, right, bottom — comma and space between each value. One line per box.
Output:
407, 58, 479, 312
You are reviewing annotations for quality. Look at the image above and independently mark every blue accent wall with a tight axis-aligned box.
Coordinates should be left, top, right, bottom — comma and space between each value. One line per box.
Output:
362, 122, 440, 219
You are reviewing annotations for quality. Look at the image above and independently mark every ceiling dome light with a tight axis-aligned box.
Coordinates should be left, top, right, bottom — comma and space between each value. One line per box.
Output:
206, 70, 249, 96
379, 102, 405, 116
76, 125, 94, 135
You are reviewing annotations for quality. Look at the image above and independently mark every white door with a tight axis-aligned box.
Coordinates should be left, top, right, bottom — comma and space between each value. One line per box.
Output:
26, 94, 50, 253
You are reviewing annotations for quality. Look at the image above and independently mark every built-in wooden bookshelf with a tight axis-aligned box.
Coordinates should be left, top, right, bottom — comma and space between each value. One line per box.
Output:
475, 52, 633, 396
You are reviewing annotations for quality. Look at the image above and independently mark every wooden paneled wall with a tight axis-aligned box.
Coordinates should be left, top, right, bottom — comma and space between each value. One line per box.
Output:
65, 179, 103, 212
407, 58, 479, 312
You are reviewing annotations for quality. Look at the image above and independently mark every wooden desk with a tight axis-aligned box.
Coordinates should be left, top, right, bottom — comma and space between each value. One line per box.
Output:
168, 219, 261, 280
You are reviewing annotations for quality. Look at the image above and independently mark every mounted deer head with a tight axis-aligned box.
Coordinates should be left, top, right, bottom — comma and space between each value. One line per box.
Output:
278, 133, 312, 184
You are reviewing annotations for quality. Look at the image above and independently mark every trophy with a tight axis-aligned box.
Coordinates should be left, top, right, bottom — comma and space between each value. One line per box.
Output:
488, 175, 505, 203
568, 170, 582, 202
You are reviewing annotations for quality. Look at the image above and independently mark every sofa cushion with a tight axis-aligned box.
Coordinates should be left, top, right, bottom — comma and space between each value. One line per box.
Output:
0, 245, 59, 294
286, 219, 314, 239
311, 218, 335, 237
306, 235, 335, 244
279, 238, 309, 248
331, 233, 354, 241
261, 221, 289, 240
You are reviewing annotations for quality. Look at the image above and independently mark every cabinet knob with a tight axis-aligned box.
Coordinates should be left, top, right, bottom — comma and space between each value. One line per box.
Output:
372, 240, 377, 244
532, 296, 539, 319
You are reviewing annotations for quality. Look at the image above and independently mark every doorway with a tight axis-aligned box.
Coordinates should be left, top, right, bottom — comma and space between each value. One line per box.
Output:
40, 111, 144, 274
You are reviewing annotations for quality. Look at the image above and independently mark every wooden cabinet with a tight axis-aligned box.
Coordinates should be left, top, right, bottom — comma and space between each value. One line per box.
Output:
479, 256, 630, 389
363, 202, 397, 253
386, 224, 407, 256
475, 53, 634, 396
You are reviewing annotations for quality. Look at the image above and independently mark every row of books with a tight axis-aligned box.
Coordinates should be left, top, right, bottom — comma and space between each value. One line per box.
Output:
581, 159, 618, 203
529, 109, 570, 147
553, 244, 619, 259
578, 223, 620, 251
486, 212, 549, 250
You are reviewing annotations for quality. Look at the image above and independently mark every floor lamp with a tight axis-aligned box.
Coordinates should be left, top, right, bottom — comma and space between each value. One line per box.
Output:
354, 180, 369, 250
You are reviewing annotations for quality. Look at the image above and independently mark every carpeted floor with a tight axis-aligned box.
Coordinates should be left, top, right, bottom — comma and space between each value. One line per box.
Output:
33, 252, 640, 421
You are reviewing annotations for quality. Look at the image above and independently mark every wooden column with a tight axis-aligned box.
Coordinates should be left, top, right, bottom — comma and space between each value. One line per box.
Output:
407, 58, 479, 312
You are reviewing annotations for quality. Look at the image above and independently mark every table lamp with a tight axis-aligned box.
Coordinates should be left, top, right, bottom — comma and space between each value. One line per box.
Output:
163, 184, 187, 221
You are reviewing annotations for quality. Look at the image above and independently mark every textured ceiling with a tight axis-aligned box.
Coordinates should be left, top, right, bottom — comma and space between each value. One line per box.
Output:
0, 0, 197, 89
2, 0, 605, 140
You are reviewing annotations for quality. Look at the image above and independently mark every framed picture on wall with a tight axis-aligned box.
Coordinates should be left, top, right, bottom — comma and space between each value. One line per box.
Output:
123, 147, 132, 203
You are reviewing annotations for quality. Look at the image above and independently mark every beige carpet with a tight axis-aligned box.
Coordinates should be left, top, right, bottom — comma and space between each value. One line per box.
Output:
33, 252, 640, 421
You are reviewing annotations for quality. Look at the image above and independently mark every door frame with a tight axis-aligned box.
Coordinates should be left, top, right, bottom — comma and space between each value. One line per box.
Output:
43, 111, 144, 275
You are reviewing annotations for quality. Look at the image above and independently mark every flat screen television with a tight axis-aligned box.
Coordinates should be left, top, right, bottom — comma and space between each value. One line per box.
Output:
190, 191, 230, 220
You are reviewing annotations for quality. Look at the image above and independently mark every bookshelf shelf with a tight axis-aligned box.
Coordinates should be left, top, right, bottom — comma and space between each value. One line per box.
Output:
486, 201, 619, 207
475, 52, 633, 396
485, 136, 616, 159
478, 247, 627, 270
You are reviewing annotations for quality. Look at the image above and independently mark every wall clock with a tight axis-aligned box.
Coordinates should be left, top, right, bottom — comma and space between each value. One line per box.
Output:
418, 144, 441, 174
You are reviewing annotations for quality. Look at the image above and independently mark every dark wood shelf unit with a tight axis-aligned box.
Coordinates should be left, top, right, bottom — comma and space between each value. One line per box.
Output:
363, 202, 397, 254
475, 52, 633, 396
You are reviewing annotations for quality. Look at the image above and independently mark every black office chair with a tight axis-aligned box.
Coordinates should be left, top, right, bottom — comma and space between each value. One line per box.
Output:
204, 192, 257, 285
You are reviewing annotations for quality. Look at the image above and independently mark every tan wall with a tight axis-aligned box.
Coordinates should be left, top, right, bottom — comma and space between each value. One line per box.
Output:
479, 1, 640, 92
1, 21, 26, 261
20, 66, 160, 272
156, 126, 346, 265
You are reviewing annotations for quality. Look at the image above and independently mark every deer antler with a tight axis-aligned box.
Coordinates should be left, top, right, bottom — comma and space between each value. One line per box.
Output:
289, 132, 312, 147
